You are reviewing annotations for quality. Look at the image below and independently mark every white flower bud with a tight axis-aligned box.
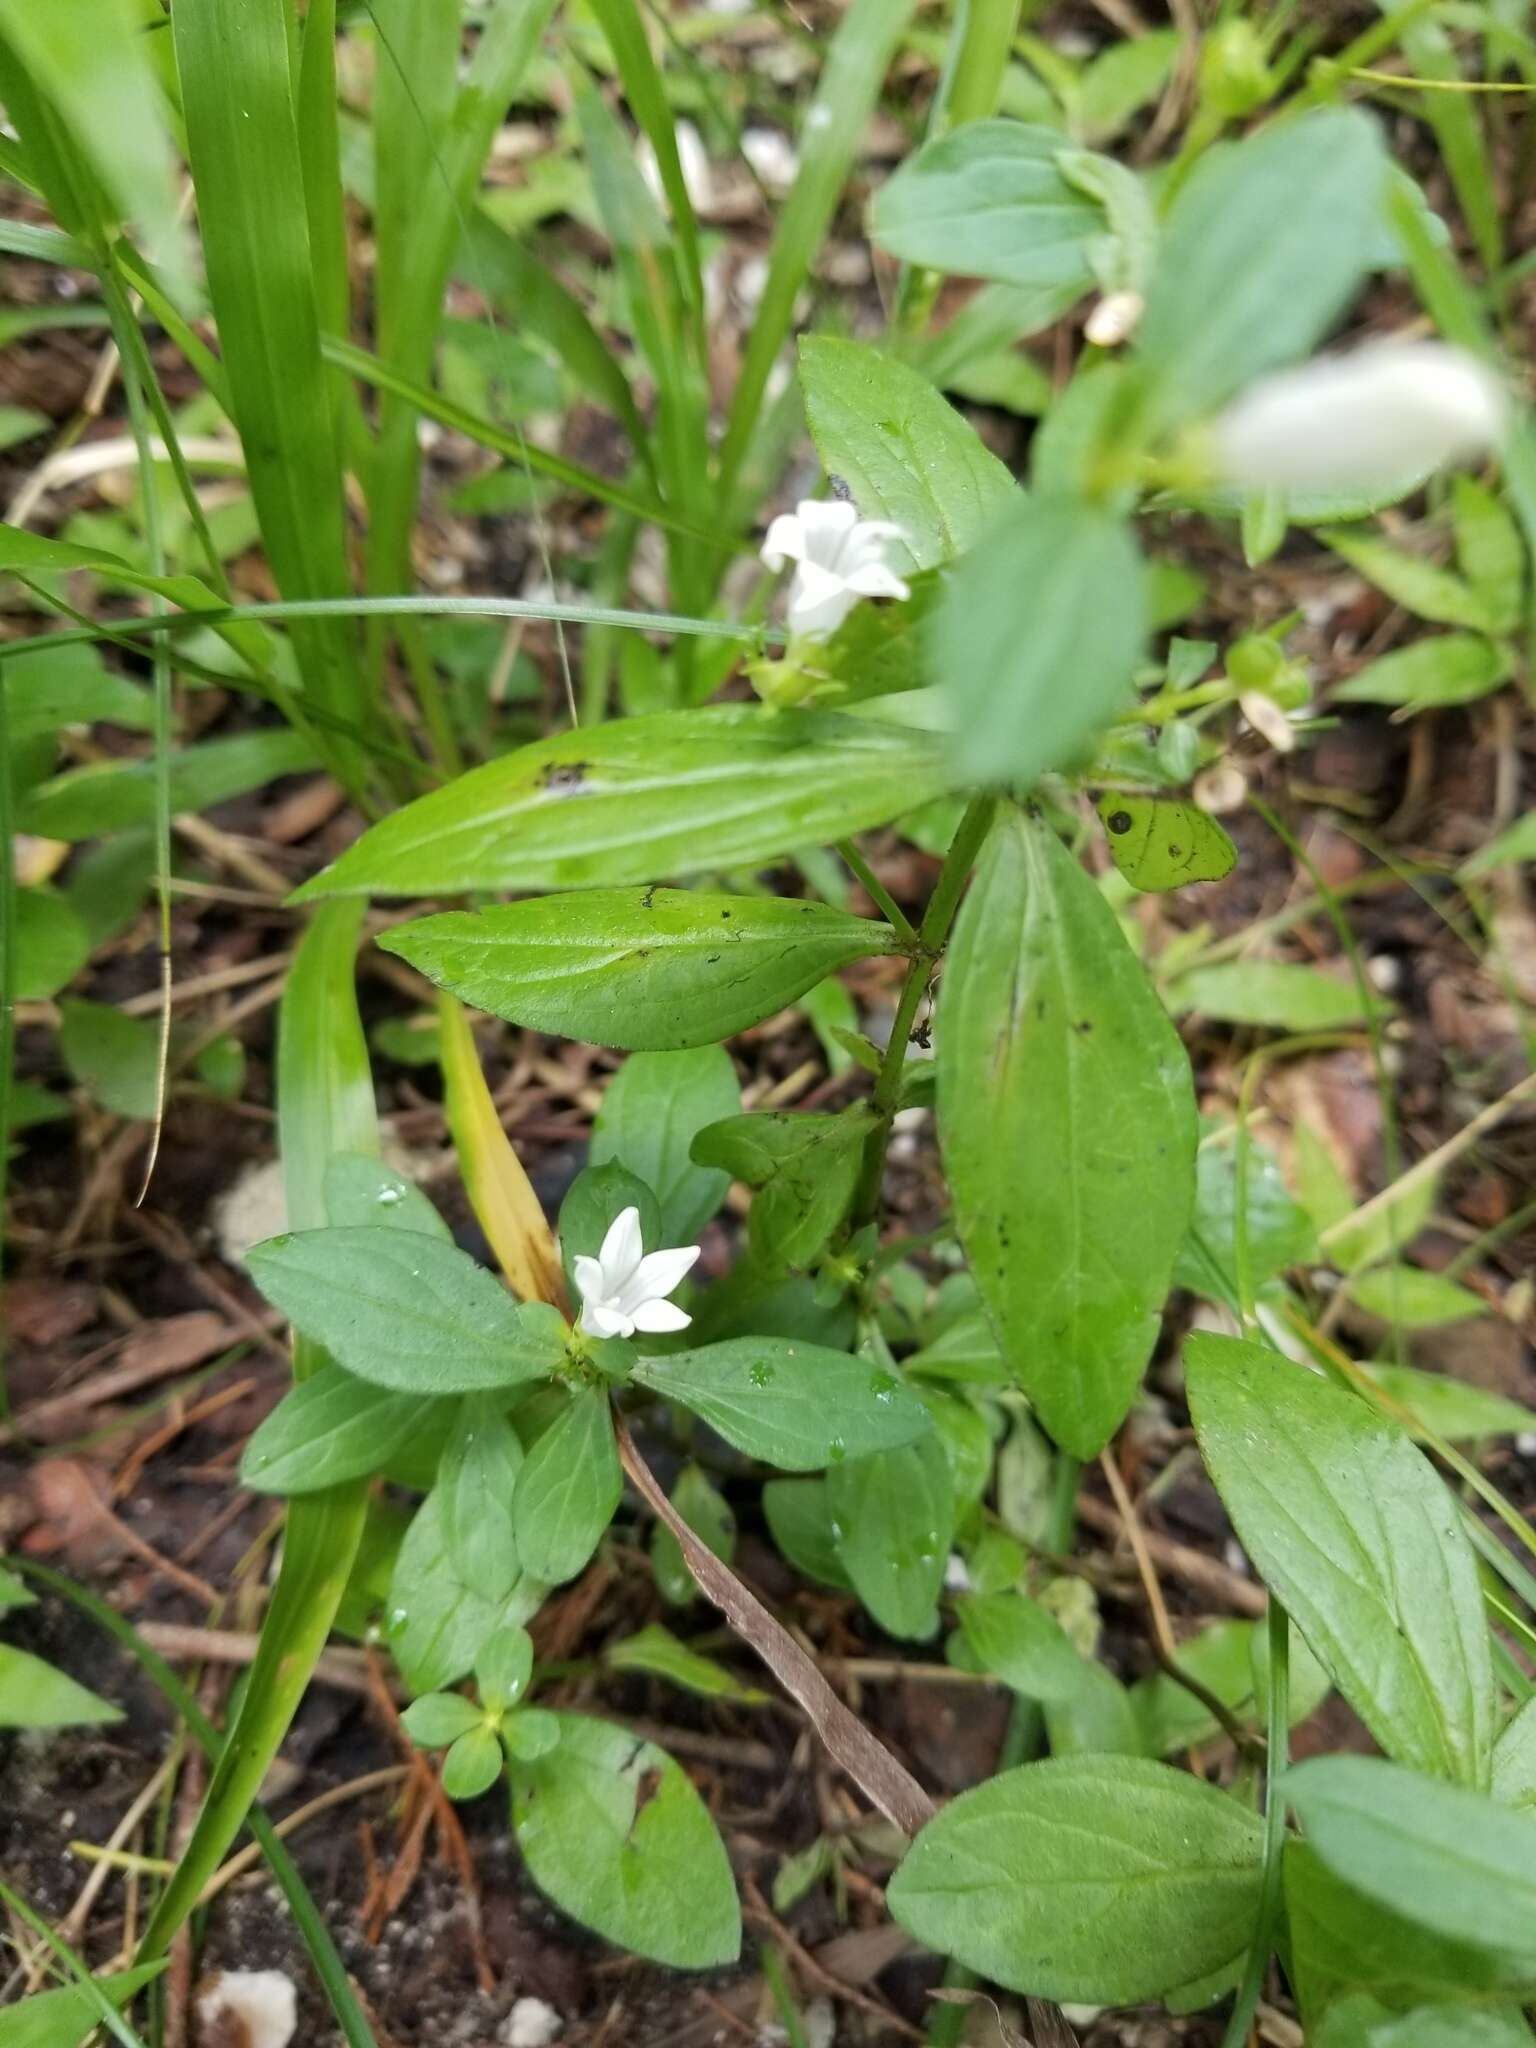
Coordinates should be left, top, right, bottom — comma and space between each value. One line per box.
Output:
1210, 341, 1509, 493
1085, 289, 1144, 348
1239, 690, 1297, 753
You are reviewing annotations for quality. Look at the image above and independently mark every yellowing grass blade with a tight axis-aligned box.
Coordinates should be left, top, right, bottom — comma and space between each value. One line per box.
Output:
438, 993, 567, 1311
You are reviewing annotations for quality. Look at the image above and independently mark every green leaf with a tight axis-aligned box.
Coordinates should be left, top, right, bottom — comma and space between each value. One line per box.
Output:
888, 1755, 1263, 2002
442, 1726, 505, 1801
762, 1477, 852, 1590
322, 1151, 449, 1239
57, 998, 160, 1118
1187, 1335, 1494, 1785
0, 1564, 34, 1612
1166, 961, 1382, 1031
1493, 1698, 1536, 1812
477, 1626, 535, 1712
826, 1433, 954, 1640
1137, 108, 1388, 425
591, 1046, 740, 1242
1097, 795, 1236, 892
381, 891, 895, 1052
607, 1622, 768, 1705
1366, 1365, 1534, 1444
295, 707, 960, 900
13, 887, 89, 1001
691, 1108, 875, 1270
1074, 30, 1179, 142
631, 1337, 931, 1471
440, 1400, 525, 1603
955, 1590, 1094, 1704
0, 1965, 166, 2048
246, 1227, 568, 1394
797, 336, 1017, 571
938, 808, 1197, 1456
1324, 1165, 1438, 1276
1286, 1839, 1526, 2022
1332, 633, 1511, 711
511, 1712, 740, 1969
0, 0, 189, 296
401, 1692, 482, 1748
1288, 1756, 1536, 1978
558, 1162, 662, 1301
870, 120, 1104, 290
935, 496, 1147, 788
388, 1486, 543, 1696
240, 1365, 439, 1495
1350, 1264, 1487, 1328
1453, 477, 1524, 636
651, 1460, 734, 1609
20, 729, 321, 840
511, 1386, 620, 1585
64, 831, 154, 948
2, 642, 152, 739
0, 1644, 120, 1729
1043, 1659, 1145, 1760
1172, 1126, 1318, 1311
1320, 527, 1494, 632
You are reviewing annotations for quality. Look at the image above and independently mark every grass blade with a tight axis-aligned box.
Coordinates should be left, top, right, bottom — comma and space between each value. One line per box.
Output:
137, 903, 377, 1958
715, 0, 920, 505
171, 0, 370, 792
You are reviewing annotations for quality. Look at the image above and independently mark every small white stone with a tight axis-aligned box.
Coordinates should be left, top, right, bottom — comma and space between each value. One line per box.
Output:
501, 1996, 563, 2048
196, 1970, 297, 2048
742, 126, 798, 191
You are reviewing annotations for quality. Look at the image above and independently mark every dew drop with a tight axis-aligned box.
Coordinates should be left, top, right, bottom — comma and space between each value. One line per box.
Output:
748, 1362, 774, 1388
376, 1186, 403, 1207
828, 1437, 846, 1463
868, 1370, 897, 1404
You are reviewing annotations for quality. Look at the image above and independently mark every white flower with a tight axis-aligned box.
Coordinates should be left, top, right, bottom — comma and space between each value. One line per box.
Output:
1085, 288, 1144, 348
572, 1206, 699, 1340
761, 498, 911, 640
1210, 340, 1509, 493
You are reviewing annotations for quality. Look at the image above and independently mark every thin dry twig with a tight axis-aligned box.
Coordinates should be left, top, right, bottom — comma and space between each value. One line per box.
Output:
614, 1411, 936, 1837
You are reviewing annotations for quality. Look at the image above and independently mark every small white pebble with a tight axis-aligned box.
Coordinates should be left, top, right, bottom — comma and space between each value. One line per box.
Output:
502, 1997, 563, 2048
1366, 953, 1401, 993
742, 125, 798, 191
943, 1553, 973, 1593
1516, 1433, 1536, 1458
197, 1970, 297, 2048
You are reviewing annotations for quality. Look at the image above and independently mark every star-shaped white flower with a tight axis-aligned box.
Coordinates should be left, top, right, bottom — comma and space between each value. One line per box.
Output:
760, 498, 911, 641
572, 1206, 700, 1341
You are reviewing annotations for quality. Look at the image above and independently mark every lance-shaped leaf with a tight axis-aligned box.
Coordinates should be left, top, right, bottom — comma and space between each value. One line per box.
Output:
247, 1226, 568, 1395
691, 1106, 876, 1268
293, 706, 957, 899
937, 807, 1197, 1455
240, 1364, 440, 1495
382, 891, 895, 1051
1187, 1335, 1494, 1786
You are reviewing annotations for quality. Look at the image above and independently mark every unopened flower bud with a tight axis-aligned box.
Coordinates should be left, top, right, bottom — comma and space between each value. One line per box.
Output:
1085, 289, 1144, 348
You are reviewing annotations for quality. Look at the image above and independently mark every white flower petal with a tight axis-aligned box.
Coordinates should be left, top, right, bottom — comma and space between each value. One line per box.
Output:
761, 511, 808, 572
787, 560, 858, 639
580, 1297, 633, 1339
843, 562, 911, 601
1210, 341, 1509, 493
624, 1243, 701, 1304
597, 1205, 644, 1288
630, 1297, 693, 1334
571, 1254, 606, 1307
794, 498, 859, 558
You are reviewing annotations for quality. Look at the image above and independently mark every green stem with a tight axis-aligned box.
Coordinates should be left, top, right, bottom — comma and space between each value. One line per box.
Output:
1221, 1600, 1290, 2048
925, 1451, 1081, 2048
837, 839, 917, 945
852, 797, 994, 1225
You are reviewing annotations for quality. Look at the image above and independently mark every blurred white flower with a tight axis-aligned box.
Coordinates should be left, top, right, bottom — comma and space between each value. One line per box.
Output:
573, 1206, 698, 1340
1085, 288, 1144, 348
1239, 690, 1298, 753
1210, 340, 1508, 492
761, 498, 910, 640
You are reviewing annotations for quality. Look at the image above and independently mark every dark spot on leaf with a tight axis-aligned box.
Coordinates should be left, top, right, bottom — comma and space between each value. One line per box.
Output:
1167, 842, 1183, 859
640, 884, 659, 909
537, 760, 590, 795
1073, 1018, 1094, 1033
1107, 810, 1133, 835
